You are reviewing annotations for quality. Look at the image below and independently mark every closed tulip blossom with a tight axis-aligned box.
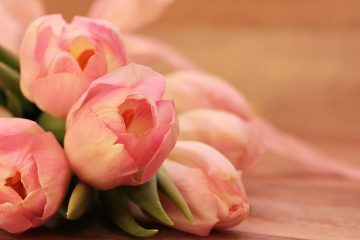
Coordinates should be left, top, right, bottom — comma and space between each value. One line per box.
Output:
65, 64, 179, 190
0, 118, 70, 233
20, 14, 127, 118
178, 109, 262, 171
161, 141, 249, 236
165, 70, 360, 180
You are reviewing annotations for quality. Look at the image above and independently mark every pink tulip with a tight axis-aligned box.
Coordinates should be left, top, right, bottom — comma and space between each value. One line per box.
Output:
88, 0, 173, 32
123, 34, 197, 72
0, 107, 12, 117
0, 118, 70, 233
178, 109, 262, 171
165, 70, 252, 120
64, 64, 179, 190
0, 0, 44, 53
20, 15, 127, 118
161, 141, 249, 236
165, 70, 360, 180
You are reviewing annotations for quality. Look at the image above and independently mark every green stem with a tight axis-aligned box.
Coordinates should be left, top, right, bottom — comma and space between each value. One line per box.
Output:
123, 176, 173, 226
0, 62, 21, 94
0, 45, 20, 72
37, 113, 66, 144
157, 167, 193, 222
0, 62, 38, 118
99, 189, 158, 237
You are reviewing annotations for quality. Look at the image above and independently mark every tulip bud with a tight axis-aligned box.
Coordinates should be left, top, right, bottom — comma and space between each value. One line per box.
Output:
65, 64, 179, 190
178, 109, 262, 171
161, 141, 250, 236
165, 69, 360, 180
20, 15, 127, 118
164, 70, 252, 120
0, 118, 70, 233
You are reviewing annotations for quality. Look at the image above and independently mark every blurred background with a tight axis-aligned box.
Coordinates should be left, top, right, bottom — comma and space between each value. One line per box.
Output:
44, 0, 360, 140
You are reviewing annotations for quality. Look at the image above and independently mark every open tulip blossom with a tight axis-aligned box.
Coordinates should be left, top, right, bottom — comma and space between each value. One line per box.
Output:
0, 0, 359, 238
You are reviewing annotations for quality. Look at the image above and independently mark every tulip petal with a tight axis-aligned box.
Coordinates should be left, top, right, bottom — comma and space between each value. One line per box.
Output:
163, 141, 250, 236
164, 70, 252, 120
254, 117, 360, 180
32, 132, 70, 220
161, 160, 219, 236
88, 0, 173, 31
0, 4, 22, 53
123, 100, 178, 184
178, 109, 262, 171
124, 34, 197, 71
65, 109, 138, 190
1, 0, 44, 28
0, 203, 33, 233
67, 16, 127, 69
69, 64, 166, 119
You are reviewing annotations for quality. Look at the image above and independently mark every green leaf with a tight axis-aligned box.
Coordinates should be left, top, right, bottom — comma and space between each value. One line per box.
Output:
157, 167, 193, 222
4, 90, 23, 117
100, 189, 158, 237
0, 45, 20, 71
123, 176, 173, 226
0, 90, 7, 106
37, 113, 66, 143
65, 182, 95, 221
0, 62, 20, 94
0, 62, 38, 118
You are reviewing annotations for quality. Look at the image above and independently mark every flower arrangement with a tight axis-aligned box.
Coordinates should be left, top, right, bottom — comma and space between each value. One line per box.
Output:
0, 0, 359, 237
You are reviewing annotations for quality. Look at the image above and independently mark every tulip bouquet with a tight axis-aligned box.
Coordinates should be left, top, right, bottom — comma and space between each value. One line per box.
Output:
0, 0, 359, 238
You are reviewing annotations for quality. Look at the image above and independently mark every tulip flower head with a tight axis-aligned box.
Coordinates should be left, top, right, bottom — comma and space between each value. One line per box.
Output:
165, 69, 360, 180
161, 141, 249, 236
20, 14, 127, 118
65, 64, 179, 190
0, 118, 70, 233
178, 109, 262, 171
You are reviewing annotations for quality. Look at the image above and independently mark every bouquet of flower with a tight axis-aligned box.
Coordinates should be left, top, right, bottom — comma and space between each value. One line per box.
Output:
0, 0, 359, 237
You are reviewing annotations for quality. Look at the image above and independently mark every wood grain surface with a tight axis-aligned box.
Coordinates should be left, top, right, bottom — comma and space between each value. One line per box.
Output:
2, 1, 358, 239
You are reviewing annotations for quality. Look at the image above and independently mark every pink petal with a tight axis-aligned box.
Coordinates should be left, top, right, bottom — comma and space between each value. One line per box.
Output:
166, 141, 250, 233
254, 117, 360, 180
121, 100, 178, 184
124, 34, 197, 71
0, 4, 22, 53
1, 0, 45, 28
0, 118, 41, 136
20, 15, 66, 100
0, 203, 33, 233
31, 132, 70, 220
164, 70, 252, 120
30, 72, 89, 118
161, 160, 219, 236
68, 64, 166, 121
178, 109, 262, 171
65, 109, 138, 190
88, 0, 173, 31
66, 16, 127, 68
